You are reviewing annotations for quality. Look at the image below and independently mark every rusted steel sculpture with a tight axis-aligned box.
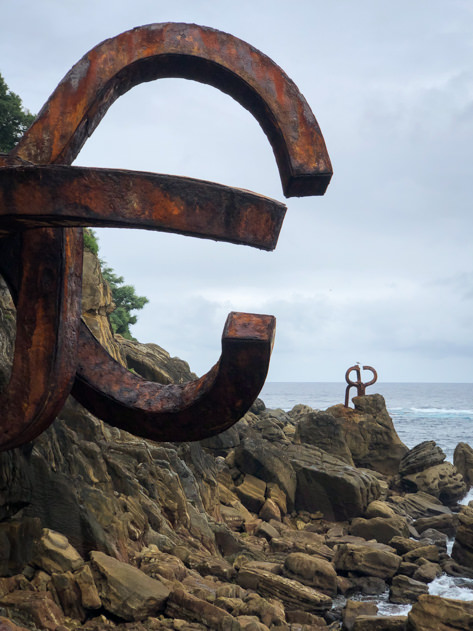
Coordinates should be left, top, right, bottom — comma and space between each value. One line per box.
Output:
344, 365, 378, 408
0, 23, 332, 450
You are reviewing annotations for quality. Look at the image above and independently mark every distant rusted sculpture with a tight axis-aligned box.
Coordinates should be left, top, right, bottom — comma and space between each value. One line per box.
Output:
0, 24, 332, 450
344, 365, 378, 408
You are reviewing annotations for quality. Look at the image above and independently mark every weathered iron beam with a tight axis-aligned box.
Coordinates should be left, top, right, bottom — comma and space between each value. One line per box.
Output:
0, 228, 83, 450
0, 165, 285, 250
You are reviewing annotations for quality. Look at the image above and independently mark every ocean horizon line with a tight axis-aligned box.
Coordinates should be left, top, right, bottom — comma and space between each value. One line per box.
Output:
264, 380, 473, 385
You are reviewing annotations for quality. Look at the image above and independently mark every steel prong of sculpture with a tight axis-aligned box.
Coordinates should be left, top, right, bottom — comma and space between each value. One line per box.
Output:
0, 24, 332, 450
344, 365, 378, 408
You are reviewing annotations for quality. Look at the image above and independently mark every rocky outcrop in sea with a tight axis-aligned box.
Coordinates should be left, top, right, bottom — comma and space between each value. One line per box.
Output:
0, 250, 472, 630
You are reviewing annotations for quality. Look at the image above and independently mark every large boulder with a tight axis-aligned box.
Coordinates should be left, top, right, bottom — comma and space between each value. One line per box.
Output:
0, 591, 65, 631
90, 550, 170, 621
237, 565, 332, 613
389, 575, 428, 604
326, 394, 408, 475
401, 463, 466, 505
388, 492, 453, 521
333, 541, 401, 579
292, 409, 354, 464
399, 441, 445, 476
407, 594, 473, 630
117, 334, 196, 385
454, 442, 473, 489
365, 500, 397, 519
235, 436, 382, 521
282, 552, 337, 596
286, 443, 381, 521
452, 505, 473, 569
349, 515, 409, 545
32, 528, 84, 574
414, 513, 458, 538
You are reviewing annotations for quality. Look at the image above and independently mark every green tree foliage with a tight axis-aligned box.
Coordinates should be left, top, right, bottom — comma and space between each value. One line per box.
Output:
0, 73, 35, 152
83, 228, 99, 256
84, 230, 149, 340
101, 265, 149, 340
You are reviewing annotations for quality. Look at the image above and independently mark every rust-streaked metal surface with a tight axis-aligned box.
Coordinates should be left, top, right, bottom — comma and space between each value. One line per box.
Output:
0, 228, 83, 450
344, 365, 378, 408
72, 313, 275, 441
0, 23, 332, 450
0, 166, 285, 250
10, 23, 332, 197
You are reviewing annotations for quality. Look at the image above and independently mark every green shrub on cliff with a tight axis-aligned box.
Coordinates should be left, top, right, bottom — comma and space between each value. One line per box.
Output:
83, 228, 99, 256
101, 265, 149, 340
0, 72, 35, 152
84, 229, 148, 340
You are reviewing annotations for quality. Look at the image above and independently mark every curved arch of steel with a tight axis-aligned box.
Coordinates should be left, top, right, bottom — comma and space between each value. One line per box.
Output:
0, 23, 332, 449
11, 23, 332, 197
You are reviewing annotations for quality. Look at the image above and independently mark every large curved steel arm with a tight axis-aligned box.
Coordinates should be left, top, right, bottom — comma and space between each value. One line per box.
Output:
10, 23, 332, 196
0, 23, 332, 449
72, 313, 275, 442
0, 228, 83, 450
0, 165, 285, 250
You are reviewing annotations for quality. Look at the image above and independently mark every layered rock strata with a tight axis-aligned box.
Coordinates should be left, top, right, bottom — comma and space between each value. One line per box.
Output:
0, 252, 470, 629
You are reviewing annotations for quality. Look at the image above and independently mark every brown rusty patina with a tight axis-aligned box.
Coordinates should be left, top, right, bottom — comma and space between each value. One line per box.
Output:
0, 23, 332, 450
344, 365, 378, 408
73, 313, 276, 442
0, 166, 286, 249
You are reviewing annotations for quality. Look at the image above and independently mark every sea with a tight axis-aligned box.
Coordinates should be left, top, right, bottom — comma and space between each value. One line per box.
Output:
259, 382, 473, 612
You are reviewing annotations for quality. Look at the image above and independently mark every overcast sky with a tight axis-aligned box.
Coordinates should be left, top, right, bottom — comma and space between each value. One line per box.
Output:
2, 1, 473, 382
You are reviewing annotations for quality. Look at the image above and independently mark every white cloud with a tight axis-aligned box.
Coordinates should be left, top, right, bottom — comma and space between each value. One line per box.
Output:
2, 0, 473, 382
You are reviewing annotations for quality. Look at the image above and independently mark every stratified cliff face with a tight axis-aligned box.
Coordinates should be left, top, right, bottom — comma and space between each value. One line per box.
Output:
0, 250, 470, 631
0, 275, 14, 390
81, 249, 124, 365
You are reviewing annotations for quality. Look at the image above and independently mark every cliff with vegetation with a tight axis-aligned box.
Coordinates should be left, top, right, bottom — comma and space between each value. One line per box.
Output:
0, 248, 472, 630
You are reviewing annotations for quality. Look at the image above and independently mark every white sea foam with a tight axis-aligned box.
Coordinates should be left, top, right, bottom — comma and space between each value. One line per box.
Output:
376, 597, 411, 617
410, 407, 473, 415
461, 488, 473, 506
429, 574, 473, 600
337, 590, 412, 618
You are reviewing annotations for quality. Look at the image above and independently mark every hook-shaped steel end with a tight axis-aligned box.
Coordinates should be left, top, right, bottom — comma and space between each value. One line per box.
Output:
72, 313, 275, 442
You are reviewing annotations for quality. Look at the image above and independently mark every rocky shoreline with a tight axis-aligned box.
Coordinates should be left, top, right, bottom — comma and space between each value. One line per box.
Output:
0, 252, 472, 629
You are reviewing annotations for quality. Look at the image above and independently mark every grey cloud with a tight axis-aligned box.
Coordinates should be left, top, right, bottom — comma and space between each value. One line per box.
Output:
2, 0, 473, 382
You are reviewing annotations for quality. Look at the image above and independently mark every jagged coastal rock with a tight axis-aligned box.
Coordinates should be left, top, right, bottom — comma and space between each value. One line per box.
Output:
0, 251, 471, 629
